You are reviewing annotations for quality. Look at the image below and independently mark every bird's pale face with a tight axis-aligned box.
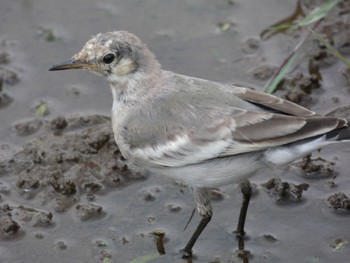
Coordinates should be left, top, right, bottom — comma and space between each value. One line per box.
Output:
50, 32, 140, 79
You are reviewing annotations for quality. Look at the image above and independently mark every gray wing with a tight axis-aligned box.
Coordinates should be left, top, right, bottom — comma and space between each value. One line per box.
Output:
125, 73, 347, 167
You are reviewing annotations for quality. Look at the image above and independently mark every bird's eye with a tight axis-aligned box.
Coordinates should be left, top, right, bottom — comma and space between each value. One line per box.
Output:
102, 53, 115, 64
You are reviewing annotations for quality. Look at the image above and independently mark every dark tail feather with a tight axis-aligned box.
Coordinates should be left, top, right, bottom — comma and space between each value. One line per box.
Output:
326, 126, 350, 141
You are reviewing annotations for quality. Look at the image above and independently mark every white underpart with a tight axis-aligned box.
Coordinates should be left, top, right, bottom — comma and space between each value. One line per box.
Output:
264, 135, 332, 165
109, 71, 146, 103
146, 135, 341, 188
132, 134, 231, 167
149, 153, 262, 188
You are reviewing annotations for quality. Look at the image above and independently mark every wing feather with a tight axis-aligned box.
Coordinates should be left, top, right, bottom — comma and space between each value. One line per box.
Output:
127, 76, 347, 168
232, 86, 316, 117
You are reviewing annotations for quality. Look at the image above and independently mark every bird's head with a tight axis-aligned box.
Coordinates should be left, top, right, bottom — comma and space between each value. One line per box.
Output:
50, 31, 160, 83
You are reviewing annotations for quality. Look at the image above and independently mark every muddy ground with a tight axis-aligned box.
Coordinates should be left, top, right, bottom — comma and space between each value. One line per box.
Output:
0, 0, 350, 262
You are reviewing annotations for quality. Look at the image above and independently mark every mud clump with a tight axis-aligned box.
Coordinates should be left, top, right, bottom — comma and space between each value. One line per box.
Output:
327, 192, 350, 210
16, 206, 53, 227
75, 202, 103, 221
49, 176, 76, 196
0, 68, 19, 85
167, 203, 181, 213
0, 204, 20, 236
55, 240, 67, 250
296, 154, 335, 177
251, 65, 277, 81
0, 115, 145, 232
0, 51, 10, 64
276, 73, 321, 106
49, 116, 68, 131
12, 119, 43, 136
0, 44, 21, 109
0, 48, 18, 84
262, 178, 309, 201
0, 77, 12, 109
241, 38, 260, 54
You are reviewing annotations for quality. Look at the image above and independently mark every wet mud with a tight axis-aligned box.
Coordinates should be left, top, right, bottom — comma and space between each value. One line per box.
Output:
0, 0, 350, 262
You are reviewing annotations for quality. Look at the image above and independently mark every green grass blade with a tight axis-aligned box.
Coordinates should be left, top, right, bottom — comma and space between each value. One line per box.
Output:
309, 28, 350, 69
264, 53, 296, 94
262, 0, 340, 38
294, 0, 340, 27
260, 0, 304, 40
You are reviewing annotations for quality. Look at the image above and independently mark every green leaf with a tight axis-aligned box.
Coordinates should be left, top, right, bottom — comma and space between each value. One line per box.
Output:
36, 101, 48, 117
129, 253, 162, 263
219, 22, 232, 32
333, 240, 348, 251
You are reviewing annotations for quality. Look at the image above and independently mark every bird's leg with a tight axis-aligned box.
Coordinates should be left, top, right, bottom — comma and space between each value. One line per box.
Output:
235, 180, 252, 238
182, 213, 211, 258
182, 188, 212, 258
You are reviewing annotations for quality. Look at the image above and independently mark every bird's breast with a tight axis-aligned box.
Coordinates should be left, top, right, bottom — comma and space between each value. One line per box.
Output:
110, 102, 133, 158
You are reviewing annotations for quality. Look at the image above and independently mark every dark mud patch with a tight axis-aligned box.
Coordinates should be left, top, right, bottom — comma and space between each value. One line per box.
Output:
0, 115, 145, 226
12, 118, 44, 137
75, 202, 104, 221
0, 41, 21, 110
261, 178, 309, 201
275, 72, 321, 106
250, 65, 277, 81
0, 68, 19, 86
0, 205, 20, 236
15, 205, 53, 227
0, 74, 13, 109
295, 153, 336, 177
327, 192, 350, 210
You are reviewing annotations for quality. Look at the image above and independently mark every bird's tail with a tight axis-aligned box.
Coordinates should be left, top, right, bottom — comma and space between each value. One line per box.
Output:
265, 125, 350, 166
325, 126, 350, 141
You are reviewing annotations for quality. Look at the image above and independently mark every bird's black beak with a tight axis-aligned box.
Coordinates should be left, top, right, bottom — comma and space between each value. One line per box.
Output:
49, 59, 87, 71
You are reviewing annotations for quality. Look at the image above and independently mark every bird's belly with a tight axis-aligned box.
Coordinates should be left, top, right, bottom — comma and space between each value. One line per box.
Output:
147, 153, 264, 188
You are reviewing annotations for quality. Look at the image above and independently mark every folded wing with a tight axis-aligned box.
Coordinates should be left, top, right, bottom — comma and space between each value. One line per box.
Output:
130, 83, 347, 167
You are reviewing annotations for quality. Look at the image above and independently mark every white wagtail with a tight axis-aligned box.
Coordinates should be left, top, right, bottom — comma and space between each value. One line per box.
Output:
50, 31, 350, 258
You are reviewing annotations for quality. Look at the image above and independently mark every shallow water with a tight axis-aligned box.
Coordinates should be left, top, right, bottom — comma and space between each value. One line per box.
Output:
0, 0, 350, 262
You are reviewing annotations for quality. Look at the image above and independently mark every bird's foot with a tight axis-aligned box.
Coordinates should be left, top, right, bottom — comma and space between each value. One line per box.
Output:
181, 248, 193, 259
